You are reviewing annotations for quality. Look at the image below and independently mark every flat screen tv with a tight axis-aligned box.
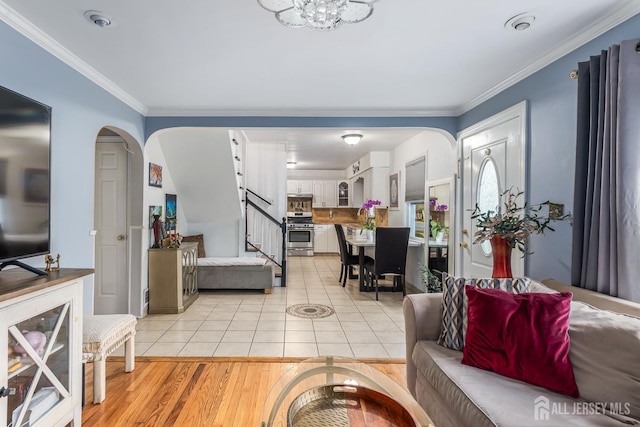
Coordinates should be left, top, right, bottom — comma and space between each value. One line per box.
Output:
0, 85, 51, 275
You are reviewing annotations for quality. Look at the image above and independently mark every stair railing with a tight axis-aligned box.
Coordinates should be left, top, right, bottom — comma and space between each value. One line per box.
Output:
244, 188, 287, 287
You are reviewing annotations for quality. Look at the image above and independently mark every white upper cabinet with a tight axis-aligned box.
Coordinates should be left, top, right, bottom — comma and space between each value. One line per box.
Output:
287, 180, 313, 194
337, 181, 350, 207
312, 180, 337, 208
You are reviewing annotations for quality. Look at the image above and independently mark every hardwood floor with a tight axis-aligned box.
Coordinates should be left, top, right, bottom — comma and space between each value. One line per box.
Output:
82, 357, 408, 426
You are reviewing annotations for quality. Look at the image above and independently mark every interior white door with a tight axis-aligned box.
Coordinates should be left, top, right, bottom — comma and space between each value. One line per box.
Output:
459, 102, 526, 278
94, 142, 129, 314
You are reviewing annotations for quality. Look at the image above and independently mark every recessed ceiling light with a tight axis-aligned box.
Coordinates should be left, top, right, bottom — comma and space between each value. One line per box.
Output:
505, 13, 535, 31
342, 134, 362, 145
84, 10, 113, 28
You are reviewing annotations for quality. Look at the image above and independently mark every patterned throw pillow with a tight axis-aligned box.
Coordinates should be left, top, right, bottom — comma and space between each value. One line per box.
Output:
437, 273, 531, 351
181, 234, 206, 258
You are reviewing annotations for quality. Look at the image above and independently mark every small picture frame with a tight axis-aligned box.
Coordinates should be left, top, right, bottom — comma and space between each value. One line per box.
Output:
165, 194, 177, 232
149, 205, 162, 229
149, 162, 162, 187
389, 172, 400, 209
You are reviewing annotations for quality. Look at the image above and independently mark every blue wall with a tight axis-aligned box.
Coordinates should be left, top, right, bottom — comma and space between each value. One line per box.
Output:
2, 9, 638, 290
145, 116, 457, 142
0, 21, 145, 285
459, 14, 640, 283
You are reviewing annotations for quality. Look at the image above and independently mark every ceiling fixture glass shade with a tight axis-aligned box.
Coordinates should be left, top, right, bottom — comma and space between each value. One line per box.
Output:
258, 0, 378, 30
342, 134, 362, 145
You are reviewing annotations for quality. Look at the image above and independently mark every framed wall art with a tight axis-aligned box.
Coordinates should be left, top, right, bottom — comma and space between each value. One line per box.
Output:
165, 194, 177, 232
149, 162, 162, 187
148, 205, 162, 229
389, 172, 400, 209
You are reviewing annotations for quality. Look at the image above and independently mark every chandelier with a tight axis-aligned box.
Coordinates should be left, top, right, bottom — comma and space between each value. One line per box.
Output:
258, 0, 378, 31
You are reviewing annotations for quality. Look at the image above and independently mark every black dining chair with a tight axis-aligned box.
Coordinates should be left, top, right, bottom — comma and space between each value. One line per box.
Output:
363, 227, 410, 300
334, 224, 372, 287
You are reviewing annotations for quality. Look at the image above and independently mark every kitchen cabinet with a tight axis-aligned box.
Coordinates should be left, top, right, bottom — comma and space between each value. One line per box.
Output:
337, 181, 350, 207
359, 167, 389, 206
1, 268, 91, 427
313, 224, 338, 253
327, 225, 338, 253
287, 180, 313, 194
312, 180, 337, 208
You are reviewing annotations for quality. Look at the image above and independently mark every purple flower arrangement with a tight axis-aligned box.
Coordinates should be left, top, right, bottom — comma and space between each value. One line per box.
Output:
429, 200, 447, 211
362, 199, 381, 210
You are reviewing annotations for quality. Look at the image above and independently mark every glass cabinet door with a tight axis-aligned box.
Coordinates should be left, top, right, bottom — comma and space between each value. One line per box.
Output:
6, 303, 71, 427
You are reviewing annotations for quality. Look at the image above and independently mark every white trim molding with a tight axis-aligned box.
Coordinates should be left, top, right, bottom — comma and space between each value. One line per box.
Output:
457, 2, 640, 115
0, 1, 147, 115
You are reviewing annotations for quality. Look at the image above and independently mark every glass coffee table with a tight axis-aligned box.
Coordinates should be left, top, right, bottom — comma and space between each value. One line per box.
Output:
261, 356, 434, 427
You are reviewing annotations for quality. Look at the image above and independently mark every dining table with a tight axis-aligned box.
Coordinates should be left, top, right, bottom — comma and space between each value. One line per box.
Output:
344, 234, 421, 291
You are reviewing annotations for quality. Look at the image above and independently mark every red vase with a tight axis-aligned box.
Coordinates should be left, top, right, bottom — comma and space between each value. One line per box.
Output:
490, 235, 513, 278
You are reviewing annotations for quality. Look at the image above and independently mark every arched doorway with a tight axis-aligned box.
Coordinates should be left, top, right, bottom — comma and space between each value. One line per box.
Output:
93, 127, 144, 314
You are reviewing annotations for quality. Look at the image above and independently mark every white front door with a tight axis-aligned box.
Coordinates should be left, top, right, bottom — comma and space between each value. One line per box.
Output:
94, 142, 129, 314
459, 102, 527, 278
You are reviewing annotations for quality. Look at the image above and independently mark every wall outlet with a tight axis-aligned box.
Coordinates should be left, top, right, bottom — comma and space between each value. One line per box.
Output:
548, 203, 564, 220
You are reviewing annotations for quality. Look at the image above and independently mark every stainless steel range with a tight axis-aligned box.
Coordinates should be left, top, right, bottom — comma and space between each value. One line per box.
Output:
286, 212, 314, 257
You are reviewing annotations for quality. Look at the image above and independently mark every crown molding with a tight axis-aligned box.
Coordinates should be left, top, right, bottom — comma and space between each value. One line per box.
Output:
457, 3, 640, 115
2, 1, 637, 120
0, 1, 147, 115
145, 107, 457, 117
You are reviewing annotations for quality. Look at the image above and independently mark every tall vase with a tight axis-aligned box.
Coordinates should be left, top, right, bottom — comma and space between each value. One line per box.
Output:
490, 235, 513, 278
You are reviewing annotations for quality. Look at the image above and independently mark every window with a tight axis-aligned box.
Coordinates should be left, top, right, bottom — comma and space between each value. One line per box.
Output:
405, 156, 426, 240
476, 158, 500, 256
405, 156, 425, 202
408, 202, 425, 240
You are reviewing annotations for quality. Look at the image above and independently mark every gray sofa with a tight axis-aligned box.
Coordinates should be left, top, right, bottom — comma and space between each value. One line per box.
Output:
404, 279, 640, 427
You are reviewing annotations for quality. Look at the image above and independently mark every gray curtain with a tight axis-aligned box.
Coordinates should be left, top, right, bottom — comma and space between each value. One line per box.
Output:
571, 39, 640, 303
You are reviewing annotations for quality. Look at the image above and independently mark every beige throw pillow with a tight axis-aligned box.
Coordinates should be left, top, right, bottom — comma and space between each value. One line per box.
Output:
568, 301, 640, 420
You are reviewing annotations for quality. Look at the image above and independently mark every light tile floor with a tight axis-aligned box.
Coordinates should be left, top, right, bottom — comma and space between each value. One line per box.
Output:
123, 255, 408, 358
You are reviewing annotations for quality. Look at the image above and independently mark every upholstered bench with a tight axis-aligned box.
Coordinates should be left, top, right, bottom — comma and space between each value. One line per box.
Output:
82, 314, 137, 403
197, 257, 274, 293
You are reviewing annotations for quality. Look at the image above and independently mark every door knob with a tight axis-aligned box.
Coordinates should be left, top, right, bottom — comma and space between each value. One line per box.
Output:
459, 242, 468, 248
117, 234, 126, 241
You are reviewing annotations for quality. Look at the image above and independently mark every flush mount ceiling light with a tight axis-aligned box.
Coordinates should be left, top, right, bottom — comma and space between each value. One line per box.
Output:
287, 161, 297, 168
258, 0, 379, 31
342, 134, 362, 145
505, 13, 535, 31
84, 10, 113, 28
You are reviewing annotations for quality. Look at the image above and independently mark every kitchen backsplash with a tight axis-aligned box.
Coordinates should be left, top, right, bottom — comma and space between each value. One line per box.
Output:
312, 207, 388, 226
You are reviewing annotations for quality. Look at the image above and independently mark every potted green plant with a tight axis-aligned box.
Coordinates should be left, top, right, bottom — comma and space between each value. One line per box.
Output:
361, 218, 376, 240
359, 199, 381, 239
419, 264, 443, 293
430, 220, 448, 241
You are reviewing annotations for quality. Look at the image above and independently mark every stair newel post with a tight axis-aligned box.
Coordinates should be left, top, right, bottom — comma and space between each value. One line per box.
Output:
244, 191, 249, 252
281, 216, 287, 287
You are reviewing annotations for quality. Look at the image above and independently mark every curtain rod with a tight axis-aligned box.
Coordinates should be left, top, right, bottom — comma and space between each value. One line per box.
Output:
570, 41, 640, 79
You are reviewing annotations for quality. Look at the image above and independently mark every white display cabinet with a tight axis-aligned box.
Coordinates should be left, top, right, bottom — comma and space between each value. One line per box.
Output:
0, 268, 90, 427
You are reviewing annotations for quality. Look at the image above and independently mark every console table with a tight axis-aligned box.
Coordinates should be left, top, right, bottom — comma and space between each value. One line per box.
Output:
148, 242, 198, 314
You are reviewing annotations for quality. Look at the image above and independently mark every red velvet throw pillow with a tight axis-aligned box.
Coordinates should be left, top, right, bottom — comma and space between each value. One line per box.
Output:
462, 286, 579, 397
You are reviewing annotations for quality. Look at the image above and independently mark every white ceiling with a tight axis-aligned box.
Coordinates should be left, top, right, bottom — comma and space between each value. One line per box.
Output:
1, 0, 638, 169
242, 127, 426, 170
